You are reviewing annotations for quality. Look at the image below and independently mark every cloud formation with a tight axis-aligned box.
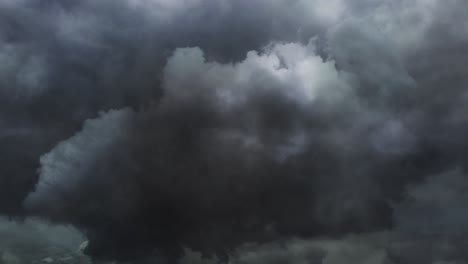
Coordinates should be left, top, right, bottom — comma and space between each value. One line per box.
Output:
0, 0, 468, 262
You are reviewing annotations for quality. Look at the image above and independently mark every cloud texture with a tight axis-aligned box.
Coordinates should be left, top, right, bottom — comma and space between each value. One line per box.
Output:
1, 0, 468, 263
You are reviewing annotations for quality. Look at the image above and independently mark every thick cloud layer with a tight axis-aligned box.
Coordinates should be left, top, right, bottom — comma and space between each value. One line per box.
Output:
0, 217, 89, 263
0, 0, 344, 217
1, 0, 468, 263
25, 42, 394, 259
178, 232, 468, 264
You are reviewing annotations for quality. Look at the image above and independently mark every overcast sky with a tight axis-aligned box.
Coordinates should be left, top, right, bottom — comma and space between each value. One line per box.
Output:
1, 0, 468, 263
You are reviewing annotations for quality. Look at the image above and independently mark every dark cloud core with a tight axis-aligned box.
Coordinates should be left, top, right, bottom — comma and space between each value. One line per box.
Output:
1, 0, 468, 263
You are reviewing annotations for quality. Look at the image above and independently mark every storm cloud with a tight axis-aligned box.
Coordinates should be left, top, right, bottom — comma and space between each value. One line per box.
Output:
1, 0, 468, 263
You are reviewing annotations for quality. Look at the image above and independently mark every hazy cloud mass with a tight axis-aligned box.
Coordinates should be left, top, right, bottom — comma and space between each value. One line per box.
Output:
1, 0, 468, 263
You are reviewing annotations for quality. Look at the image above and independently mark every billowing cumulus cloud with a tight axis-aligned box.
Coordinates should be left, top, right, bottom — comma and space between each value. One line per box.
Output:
24, 109, 136, 217
1, 0, 468, 263
20, 29, 442, 260
26, 41, 372, 260
0, 0, 365, 218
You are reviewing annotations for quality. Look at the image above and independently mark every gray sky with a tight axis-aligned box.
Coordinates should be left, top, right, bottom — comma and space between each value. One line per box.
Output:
1, 0, 468, 263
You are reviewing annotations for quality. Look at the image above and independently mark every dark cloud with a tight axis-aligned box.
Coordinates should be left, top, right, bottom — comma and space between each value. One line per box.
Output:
1, 0, 468, 263
395, 169, 468, 234
0, 217, 89, 263
0, 0, 332, 217
17, 28, 443, 261
185, 231, 468, 264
